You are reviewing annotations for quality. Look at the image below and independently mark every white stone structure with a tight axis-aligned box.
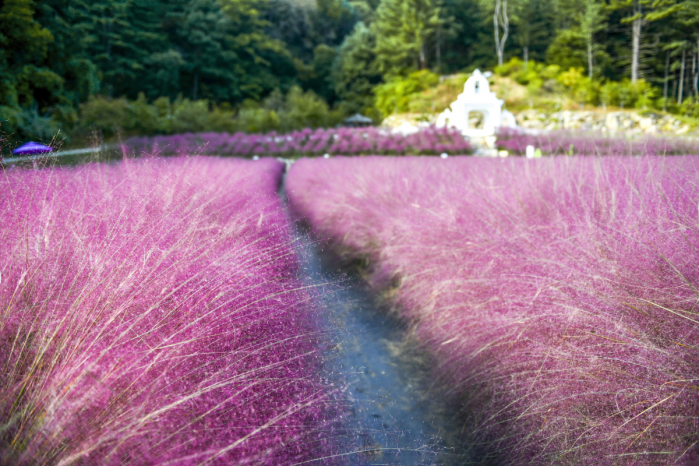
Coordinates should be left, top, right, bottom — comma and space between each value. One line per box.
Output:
436, 69, 516, 138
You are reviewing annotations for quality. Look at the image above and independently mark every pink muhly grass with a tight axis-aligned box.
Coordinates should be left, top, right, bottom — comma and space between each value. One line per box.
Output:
497, 128, 699, 156
286, 155, 699, 465
125, 126, 472, 157
0, 157, 337, 465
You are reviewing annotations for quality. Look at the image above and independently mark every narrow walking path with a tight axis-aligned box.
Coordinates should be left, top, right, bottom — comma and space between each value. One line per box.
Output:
280, 172, 471, 465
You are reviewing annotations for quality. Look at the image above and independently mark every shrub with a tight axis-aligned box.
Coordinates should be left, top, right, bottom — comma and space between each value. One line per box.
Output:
236, 107, 281, 133
599, 81, 618, 108
374, 70, 440, 116
78, 95, 130, 136
494, 57, 552, 92
618, 79, 634, 109
127, 92, 164, 134
0, 106, 63, 146
633, 80, 657, 110
279, 85, 335, 131
170, 98, 216, 134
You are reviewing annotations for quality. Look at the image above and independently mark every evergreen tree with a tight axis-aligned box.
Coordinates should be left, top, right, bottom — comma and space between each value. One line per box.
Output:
511, 0, 556, 63
579, 0, 607, 78
610, 0, 684, 82
0, 0, 70, 141
372, 0, 444, 74
35, 0, 101, 108
0, 0, 62, 110
331, 22, 382, 115
439, 0, 490, 71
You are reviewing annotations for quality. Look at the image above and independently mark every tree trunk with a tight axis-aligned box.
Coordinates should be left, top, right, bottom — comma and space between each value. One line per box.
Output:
679, 48, 686, 105
672, 76, 677, 102
436, 26, 441, 72
193, 70, 199, 101
587, 39, 593, 79
493, 0, 508, 66
104, 11, 113, 97
663, 51, 670, 112
696, 39, 699, 97
631, 0, 641, 83
687, 55, 692, 101
494, 0, 502, 66
524, 45, 528, 64
502, 0, 509, 64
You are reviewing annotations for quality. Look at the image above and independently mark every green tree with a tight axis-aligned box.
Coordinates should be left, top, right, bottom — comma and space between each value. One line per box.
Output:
439, 0, 491, 71
35, 0, 101, 108
610, 0, 683, 82
373, 0, 444, 74
373, 69, 439, 115
87, 1, 142, 96
301, 45, 339, 103
511, 0, 556, 63
579, 0, 607, 78
0, 0, 69, 141
170, 0, 295, 103
331, 22, 382, 116
0, 0, 60, 109
546, 29, 587, 71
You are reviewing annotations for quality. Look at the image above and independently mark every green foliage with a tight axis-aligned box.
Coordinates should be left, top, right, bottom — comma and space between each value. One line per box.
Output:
235, 85, 342, 132
494, 57, 561, 93
556, 67, 598, 105
281, 85, 336, 129
1, 0, 327, 144
509, 0, 558, 64
679, 98, 699, 118
331, 22, 382, 118
76, 94, 239, 137
79, 96, 130, 136
599, 81, 618, 108
372, 0, 443, 74
299, 45, 339, 103
0, 0, 66, 110
491, 56, 666, 111
374, 69, 439, 116
633, 80, 657, 110
1, 0, 698, 142
546, 29, 588, 72
74, 85, 338, 138
0, 105, 62, 143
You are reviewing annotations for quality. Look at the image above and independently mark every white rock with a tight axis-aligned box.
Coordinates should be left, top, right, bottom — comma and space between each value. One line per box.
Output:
526, 145, 535, 158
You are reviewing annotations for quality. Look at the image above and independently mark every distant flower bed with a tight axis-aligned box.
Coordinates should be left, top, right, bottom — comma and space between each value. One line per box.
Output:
497, 128, 699, 156
125, 126, 472, 157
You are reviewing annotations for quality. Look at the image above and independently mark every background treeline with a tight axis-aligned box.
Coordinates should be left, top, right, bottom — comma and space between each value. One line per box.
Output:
1, 0, 698, 144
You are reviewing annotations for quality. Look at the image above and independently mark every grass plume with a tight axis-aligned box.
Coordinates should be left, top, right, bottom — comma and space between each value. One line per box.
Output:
287, 155, 699, 465
0, 156, 337, 465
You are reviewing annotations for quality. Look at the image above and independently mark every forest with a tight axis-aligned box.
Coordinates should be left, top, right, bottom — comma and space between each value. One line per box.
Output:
1, 0, 698, 143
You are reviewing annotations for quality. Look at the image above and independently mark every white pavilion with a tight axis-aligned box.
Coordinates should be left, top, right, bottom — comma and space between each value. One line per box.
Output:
436, 69, 516, 138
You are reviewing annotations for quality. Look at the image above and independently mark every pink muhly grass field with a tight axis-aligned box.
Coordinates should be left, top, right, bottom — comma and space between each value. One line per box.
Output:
497, 128, 699, 156
125, 126, 472, 157
0, 157, 337, 465
286, 155, 699, 464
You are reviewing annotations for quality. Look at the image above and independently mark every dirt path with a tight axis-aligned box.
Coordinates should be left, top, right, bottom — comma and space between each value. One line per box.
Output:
280, 170, 471, 465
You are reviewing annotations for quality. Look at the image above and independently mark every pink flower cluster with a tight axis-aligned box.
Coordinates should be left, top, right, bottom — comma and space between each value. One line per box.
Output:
497, 128, 699, 156
0, 157, 337, 465
287, 155, 699, 465
125, 126, 472, 157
